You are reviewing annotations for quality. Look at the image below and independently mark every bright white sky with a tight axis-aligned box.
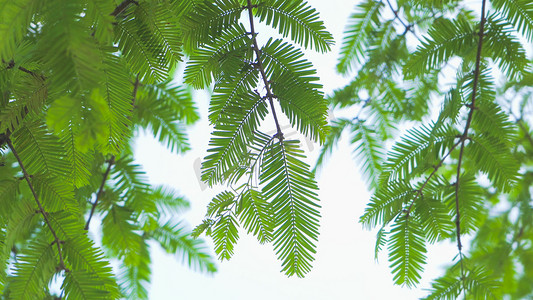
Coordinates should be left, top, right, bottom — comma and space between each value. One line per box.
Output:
134, 1, 458, 299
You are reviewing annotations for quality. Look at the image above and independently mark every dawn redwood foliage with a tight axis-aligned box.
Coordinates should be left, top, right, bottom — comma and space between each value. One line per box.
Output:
319, 0, 533, 298
0, 0, 333, 298
0, 0, 532, 299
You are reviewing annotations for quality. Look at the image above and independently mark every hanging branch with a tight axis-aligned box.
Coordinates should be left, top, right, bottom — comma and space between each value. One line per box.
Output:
245, 0, 284, 141
455, 0, 487, 293
85, 74, 140, 230
404, 139, 463, 216
385, 0, 417, 38
84, 157, 114, 230
6, 137, 68, 271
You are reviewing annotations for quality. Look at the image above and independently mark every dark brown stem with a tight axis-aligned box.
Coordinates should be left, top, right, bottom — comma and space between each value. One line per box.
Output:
132, 74, 140, 107
455, 0, 487, 296
6, 138, 68, 271
385, 0, 417, 38
404, 139, 462, 216
245, 0, 284, 141
84, 157, 115, 230
110, 0, 138, 17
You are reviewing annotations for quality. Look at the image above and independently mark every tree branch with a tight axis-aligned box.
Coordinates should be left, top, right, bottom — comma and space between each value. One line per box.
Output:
245, 0, 284, 141
84, 157, 115, 230
6, 137, 68, 271
404, 139, 462, 216
385, 0, 417, 38
110, 0, 139, 17
454, 0, 487, 294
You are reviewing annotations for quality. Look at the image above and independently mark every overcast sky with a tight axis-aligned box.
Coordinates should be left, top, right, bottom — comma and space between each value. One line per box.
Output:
134, 1, 458, 299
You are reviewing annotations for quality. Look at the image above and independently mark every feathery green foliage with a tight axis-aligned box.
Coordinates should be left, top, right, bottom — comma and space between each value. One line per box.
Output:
0, 0, 216, 298
322, 0, 533, 298
187, 0, 332, 278
1, 0, 336, 296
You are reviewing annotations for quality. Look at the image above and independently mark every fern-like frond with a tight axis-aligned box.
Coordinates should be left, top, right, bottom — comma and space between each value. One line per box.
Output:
118, 237, 150, 300
111, 156, 151, 202
314, 118, 351, 172
491, 0, 533, 41
467, 134, 519, 191
184, 23, 252, 88
337, 0, 383, 74
381, 124, 458, 183
404, 18, 476, 78
0, 0, 41, 60
150, 185, 190, 216
135, 81, 196, 153
0, 179, 19, 219
114, 2, 181, 83
11, 119, 70, 178
201, 92, 267, 185
254, 0, 334, 52
260, 140, 320, 277
423, 272, 463, 299
471, 99, 516, 145
211, 213, 239, 261
150, 221, 217, 273
444, 173, 485, 234
180, 0, 244, 53
49, 212, 120, 298
1, 72, 47, 134
39, 0, 103, 89
98, 47, 133, 154
237, 188, 273, 243
138, 81, 199, 125
84, 0, 115, 44
350, 121, 384, 189
9, 236, 56, 300
208, 64, 259, 125
360, 180, 414, 229
62, 270, 113, 300
374, 226, 388, 261
483, 14, 529, 79
32, 174, 79, 216
270, 71, 329, 143
413, 181, 454, 243
58, 126, 93, 188
388, 215, 427, 287
101, 205, 143, 258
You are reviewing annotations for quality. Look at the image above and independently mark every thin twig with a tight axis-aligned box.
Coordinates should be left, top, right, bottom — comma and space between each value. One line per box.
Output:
245, 0, 284, 141
6, 138, 68, 271
385, 0, 417, 38
404, 139, 462, 216
84, 157, 115, 230
454, 0, 487, 296
110, 0, 139, 17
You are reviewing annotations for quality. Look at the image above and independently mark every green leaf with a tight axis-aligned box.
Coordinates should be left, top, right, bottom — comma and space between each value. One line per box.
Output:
261, 140, 321, 277
337, 0, 383, 74
11, 119, 70, 178
483, 14, 530, 79
150, 221, 217, 273
388, 215, 427, 287
237, 188, 273, 243
255, 0, 334, 52
211, 213, 239, 261
491, 0, 533, 41
201, 92, 267, 185
404, 18, 476, 78
9, 236, 57, 300
467, 134, 519, 191
0, 0, 41, 60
